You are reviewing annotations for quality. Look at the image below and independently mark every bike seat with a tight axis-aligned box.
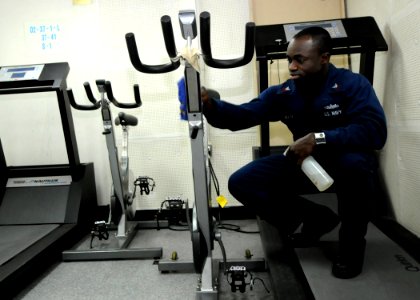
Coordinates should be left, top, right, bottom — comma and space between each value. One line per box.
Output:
115, 112, 138, 126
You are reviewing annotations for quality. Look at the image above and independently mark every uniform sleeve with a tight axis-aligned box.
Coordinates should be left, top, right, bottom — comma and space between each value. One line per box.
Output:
203, 86, 281, 131
324, 75, 387, 150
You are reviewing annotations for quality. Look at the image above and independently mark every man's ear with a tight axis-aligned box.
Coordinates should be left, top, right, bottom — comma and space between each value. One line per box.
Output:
321, 52, 330, 64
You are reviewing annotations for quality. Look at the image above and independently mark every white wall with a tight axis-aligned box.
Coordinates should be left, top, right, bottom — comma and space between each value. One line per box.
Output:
0, 0, 257, 209
4, 0, 418, 240
346, 0, 420, 237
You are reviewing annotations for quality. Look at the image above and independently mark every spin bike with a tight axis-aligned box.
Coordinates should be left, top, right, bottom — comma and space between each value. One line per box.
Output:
62, 80, 163, 261
125, 10, 265, 299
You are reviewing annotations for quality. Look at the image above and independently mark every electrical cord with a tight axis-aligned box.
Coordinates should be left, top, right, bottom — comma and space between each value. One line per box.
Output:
250, 275, 271, 293
208, 159, 220, 196
209, 158, 259, 234
217, 222, 259, 234
215, 233, 228, 274
209, 158, 270, 294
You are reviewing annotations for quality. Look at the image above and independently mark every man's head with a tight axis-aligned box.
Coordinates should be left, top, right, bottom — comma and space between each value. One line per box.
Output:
286, 26, 332, 82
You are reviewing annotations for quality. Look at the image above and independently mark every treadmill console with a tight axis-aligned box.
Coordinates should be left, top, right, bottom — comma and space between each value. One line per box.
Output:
255, 16, 388, 59
0, 64, 45, 82
283, 20, 347, 42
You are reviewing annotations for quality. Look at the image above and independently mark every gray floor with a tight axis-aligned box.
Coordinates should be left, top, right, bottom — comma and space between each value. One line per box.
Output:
12, 214, 420, 300
296, 194, 420, 300
14, 220, 273, 300
296, 222, 420, 300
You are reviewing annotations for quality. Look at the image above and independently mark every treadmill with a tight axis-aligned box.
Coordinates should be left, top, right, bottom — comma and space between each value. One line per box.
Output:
253, 17, 388, 299
0, 62, 97, 298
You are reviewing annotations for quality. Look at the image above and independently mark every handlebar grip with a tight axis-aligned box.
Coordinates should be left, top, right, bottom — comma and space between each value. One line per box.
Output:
161, 15, 178, 59
67, 88, 100, 111
200, 11, 256, 69
83, 82, 99, 104
133, 84, 142, 107
105, 81, 141, 109
125, 32, 180, 74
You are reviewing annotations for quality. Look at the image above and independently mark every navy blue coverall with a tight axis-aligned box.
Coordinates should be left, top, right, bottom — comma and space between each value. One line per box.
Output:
203, 64, 387, 255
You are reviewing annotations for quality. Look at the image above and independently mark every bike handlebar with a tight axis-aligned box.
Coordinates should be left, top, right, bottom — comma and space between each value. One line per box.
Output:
83, 81, 99, 105
67, 88, 100, 111
161, 15, 178, 59
125, 11, 255, 74
199, 12, 256, 69
125, 15, 180, 74
67, 81, 142, 110
105, 81, 142, 109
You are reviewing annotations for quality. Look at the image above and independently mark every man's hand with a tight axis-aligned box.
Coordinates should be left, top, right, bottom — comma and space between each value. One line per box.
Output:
201, 86, 219, 110
201, 86, 210, 105
287, 133, 316, 164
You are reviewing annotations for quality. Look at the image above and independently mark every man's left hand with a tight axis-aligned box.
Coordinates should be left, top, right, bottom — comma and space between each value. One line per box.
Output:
287, 133, 316, 164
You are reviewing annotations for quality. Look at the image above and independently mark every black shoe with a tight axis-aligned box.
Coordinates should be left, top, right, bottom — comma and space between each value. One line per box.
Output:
288, 206, 340, 248
332, 239, 366, 279
332, 256, 364, 279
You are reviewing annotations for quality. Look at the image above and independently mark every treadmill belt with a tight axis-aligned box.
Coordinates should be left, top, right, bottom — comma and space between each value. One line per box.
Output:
0, 224, 59, 265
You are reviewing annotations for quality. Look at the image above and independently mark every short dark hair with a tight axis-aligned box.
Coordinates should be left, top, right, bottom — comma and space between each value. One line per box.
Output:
293, 26, 332, 54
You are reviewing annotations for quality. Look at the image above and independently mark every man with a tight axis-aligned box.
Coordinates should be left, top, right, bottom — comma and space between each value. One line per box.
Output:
201, 26, 387, 279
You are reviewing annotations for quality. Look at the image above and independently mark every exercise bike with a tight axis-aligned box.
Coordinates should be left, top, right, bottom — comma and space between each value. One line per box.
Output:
62, 80, 163, 261
125, 10, 265, 299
